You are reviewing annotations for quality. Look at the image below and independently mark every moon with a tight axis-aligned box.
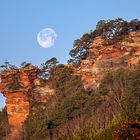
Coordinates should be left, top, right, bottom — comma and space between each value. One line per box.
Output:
37, 28, 57, 48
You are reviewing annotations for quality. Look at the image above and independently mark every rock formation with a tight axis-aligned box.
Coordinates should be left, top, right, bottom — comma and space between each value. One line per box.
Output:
0, 66, 39, 140
0, 65, 55, 140
76, 31, 140, 88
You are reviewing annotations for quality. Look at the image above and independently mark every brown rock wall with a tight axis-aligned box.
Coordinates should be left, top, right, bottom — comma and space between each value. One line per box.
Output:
0, 67, 39, 140
77, 31, 140, 88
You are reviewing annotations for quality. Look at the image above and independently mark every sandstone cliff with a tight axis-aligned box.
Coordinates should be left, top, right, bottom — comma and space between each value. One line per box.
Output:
0, 66, 54, 140
76, 31, 140, 88
0, 66, 39, 140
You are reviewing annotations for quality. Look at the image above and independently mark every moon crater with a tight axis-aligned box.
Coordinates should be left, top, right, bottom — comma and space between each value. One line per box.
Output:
37, 28, 57, 48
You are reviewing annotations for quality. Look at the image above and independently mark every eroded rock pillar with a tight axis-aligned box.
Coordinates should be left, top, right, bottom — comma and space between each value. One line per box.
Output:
0, 67, 39, 140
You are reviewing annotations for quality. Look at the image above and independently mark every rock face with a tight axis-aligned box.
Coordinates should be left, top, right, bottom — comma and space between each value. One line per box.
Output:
0, 67, 39, 140
0, 66, 55, 140
76, 31, 140, 88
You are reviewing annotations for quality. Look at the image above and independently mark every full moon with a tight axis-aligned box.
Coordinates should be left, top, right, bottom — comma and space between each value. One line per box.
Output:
37, 28, 57, 48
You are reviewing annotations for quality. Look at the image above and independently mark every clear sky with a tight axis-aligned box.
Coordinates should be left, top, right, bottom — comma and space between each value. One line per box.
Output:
0, 0, 140, 108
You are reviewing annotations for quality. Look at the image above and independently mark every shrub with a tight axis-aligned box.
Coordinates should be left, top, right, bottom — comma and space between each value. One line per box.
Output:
0, 108, 9, 140
24, 114, 49, 140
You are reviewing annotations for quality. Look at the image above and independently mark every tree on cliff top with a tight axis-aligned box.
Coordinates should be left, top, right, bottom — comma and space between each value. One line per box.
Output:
0, 60, 17, 70
39, 57, 59, 79
68, 33, 92, 64
68, 18, 140, 65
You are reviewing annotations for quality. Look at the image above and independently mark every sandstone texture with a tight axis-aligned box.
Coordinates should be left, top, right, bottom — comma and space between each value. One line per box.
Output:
0, 66, 55, 140
0, 67, 39, 140
76, 31, 140, 88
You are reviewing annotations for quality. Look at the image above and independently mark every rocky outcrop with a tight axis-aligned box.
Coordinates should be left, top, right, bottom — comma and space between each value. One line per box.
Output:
76, 31, 140, 88
0, 66, 39, 140
0, 66, 55, 140
0, 66, 56, 140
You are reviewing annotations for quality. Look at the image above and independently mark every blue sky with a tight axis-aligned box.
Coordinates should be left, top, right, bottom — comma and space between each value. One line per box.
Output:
0, 0, 140, 108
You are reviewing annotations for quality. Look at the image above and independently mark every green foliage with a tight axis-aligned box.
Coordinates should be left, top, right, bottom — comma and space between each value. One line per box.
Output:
39, 57, 59, 79
24, 65, 104, 139
20, 61, 34, 69
57, 114, 122, 140
0, 108, 9, 140
24, 114, 49, 140
56, 114, 140, 140
0, 108, 8, 121
68, 18, 140, 64
49, 65, 88, 125
98, 67, 140, 117
95, 18, 129, 40
50, 66, 84, 97
98, 68, 125, 94
68, 33, 91, 64
22, 65, 140, 139
94, 115, 122, 140
122, 67, 140, 114
68, 33, 92, 64
97, 72, 114, 96
0, 60, 17, 70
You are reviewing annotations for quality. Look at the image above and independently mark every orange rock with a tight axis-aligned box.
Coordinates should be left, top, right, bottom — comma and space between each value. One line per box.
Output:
0, 83, 3, 92
20, 74, 30, 87
0, 67, 39, 140
76, 31, 140, 88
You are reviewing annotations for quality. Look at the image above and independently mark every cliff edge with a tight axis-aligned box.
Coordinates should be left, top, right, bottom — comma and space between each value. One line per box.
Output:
76, 31, 140, 88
